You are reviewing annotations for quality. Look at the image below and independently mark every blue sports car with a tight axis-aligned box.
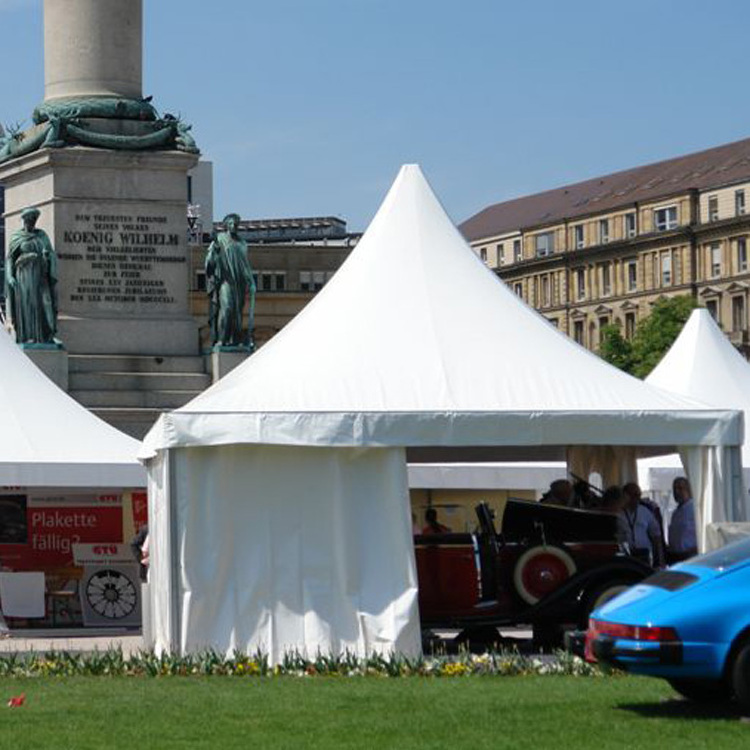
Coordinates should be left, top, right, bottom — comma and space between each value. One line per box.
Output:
583, 536, 750, 709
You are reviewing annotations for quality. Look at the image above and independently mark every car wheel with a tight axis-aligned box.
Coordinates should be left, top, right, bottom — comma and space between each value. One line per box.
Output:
513, 545, 577, 605
579, 579, 632, 628
731, 642, 750, 712
668, 678, 730, 703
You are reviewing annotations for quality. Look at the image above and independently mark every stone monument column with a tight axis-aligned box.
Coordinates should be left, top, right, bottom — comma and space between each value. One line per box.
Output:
44, 0, 143, 101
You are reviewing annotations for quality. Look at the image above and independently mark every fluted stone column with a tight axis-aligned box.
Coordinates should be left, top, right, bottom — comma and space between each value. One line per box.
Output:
44, 0, 142, 100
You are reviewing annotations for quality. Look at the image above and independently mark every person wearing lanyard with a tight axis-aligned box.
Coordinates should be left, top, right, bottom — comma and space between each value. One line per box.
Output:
620, 483, 665, 567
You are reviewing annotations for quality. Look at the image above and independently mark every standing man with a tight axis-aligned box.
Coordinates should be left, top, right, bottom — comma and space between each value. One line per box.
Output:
205, 213, 256, 348
668, 477, 698, 562
621, 482, 665, 567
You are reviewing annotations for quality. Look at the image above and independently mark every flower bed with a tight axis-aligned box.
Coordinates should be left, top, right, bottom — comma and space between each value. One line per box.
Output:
0, 648, 604, 678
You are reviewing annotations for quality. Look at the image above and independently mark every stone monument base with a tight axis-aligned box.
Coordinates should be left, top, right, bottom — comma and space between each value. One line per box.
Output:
0, 146, 200, 358
207, 348, 251, 383
23, 346, 69, 390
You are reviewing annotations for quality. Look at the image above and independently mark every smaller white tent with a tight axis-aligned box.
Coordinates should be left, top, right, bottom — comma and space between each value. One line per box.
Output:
640, 309, 750, 541
0, 327, 145, 487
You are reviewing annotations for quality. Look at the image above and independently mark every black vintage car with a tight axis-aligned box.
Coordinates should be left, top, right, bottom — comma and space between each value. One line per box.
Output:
415, 499, 652, 646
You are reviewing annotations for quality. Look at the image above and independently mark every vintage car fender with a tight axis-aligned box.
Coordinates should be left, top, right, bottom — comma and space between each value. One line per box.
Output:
525, 556, 652, 624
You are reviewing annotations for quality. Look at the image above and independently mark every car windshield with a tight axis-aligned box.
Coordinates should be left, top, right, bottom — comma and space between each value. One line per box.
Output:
689, 537, 750, 570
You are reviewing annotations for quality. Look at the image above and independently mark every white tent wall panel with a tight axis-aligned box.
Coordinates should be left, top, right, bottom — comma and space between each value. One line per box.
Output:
147, 444, 420, 661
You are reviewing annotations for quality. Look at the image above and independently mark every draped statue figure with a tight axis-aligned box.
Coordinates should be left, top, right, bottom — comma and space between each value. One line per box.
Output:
5, 207, 59, 345
205, 213, 256, 348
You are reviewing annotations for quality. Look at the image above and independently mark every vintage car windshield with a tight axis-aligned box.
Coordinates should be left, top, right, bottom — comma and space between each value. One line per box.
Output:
689, 537, 750, 571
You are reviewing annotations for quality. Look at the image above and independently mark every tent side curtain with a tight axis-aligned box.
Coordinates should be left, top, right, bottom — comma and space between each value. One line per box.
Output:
147, 450, 177, 652
146, 444, 421, 662
679, 445, 747, 552
141, 408, 744, 457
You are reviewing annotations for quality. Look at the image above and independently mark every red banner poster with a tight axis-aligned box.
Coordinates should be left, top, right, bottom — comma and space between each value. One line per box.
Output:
0, 505, 123, 570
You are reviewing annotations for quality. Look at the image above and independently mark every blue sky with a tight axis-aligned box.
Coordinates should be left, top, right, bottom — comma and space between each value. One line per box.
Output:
2, 0, 750, 231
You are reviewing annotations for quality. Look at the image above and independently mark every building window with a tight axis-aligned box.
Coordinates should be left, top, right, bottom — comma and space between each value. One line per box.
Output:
599, 219, 610, 244
625, 312, 636, 340
480, 247, 487, 262
541, 276, 550, 307
299, 271, 311, 291
547, 317, 559, 328
497, 243, 505, 265
654, 206, 678, 231
711, 243, 722, 277
260, 272, 274, 291
535, 232, 555, 257
574, 225, 585, 249
705, 299, 719, 323
576, 269, 586, 300
514, 282, 523, 297
627, 260, 637, 292
661, 253, 672, 286
513, 239, 522, 263
601, 264, 612, 296
313, 271, 325, 291
736, 190, 746, 217
674, 251, 682, 285
275, 272, 286, 291
573, 320, 584, 345
624, 213, 637, 238
598, 316, 609, 334
732, 296, 746, 332
708, 195, 719, 222
738, 238, 748, 273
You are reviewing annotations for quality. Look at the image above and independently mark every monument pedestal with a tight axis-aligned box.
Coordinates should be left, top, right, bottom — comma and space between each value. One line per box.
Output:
23, 346, 69, 391
207, 349, 251, 383
0, 147, 200, 357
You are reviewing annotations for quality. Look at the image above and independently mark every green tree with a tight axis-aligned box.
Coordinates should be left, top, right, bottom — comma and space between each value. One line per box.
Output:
598, 295, 699, 378
599, 323, 634, 373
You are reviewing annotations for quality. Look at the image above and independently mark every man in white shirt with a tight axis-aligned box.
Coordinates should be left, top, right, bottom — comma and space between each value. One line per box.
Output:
668, 476, 697, 562
621, 482, 665, 567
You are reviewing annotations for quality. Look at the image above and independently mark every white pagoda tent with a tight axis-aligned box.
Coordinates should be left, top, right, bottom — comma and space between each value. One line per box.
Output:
141, 165, 744, 661
0, 326, 145, 487
640, 309, 750, 532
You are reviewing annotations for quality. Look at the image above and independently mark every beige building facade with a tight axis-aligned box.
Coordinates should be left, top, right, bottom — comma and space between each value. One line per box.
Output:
461, 138, 750, 355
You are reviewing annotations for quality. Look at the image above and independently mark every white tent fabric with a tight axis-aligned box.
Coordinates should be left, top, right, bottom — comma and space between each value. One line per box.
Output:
142, 165, 743, 661
407, 462, 564, 491
142, 167, 742, 456
638, 309, 750, 546
641, 308, 750, 479
149, 445, 419, 658
0, 327, 145, 487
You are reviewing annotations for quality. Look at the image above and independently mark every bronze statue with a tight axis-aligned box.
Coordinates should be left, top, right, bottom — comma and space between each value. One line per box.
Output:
205, 213, 255, 348
5, 207, 59, 345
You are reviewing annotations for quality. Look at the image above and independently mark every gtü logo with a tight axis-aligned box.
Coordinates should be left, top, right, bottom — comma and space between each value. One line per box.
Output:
93, 545, 118, 555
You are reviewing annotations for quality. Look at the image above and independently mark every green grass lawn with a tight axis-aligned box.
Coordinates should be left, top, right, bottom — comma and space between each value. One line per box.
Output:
0, 675, 745, 750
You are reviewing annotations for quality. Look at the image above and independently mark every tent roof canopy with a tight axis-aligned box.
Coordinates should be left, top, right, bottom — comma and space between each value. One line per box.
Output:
0, 328, 145, 487
642, 309, 750, 478
143, 165, 741, 457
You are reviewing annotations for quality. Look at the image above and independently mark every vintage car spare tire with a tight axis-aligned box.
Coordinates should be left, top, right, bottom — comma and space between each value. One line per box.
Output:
513, 545, 577, 605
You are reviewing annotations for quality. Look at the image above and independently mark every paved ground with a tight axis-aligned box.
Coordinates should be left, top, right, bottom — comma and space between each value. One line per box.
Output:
0, 631, 143, 655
